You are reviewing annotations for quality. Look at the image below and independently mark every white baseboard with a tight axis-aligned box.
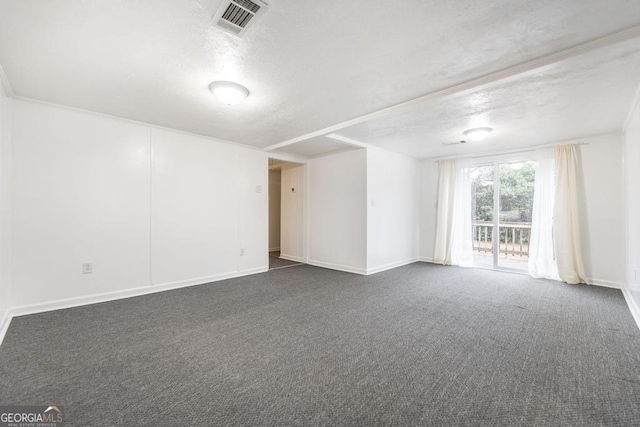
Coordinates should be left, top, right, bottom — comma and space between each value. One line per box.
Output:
279, 254, 304, 263
586, 278, 624, 289
622, 288, 640, 331
366, 258, 419, 275
7, 267, 268, 321
418, 257, 437, 263
0, 310, 11, 349
239, 267, 269, 276
150, 267, 267, 291
307, 260, 367, 275
269, 247, 281, 252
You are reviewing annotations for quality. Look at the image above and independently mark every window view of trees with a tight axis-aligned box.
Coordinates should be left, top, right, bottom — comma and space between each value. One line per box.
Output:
499, 161, 535, 223
471, 166, 494, 223
471, 162, 536, 223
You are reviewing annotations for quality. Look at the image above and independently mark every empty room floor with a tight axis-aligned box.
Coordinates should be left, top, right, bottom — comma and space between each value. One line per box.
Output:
1, 263, 640, 426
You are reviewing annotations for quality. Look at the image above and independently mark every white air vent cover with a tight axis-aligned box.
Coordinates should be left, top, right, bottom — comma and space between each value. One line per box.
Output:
212, 0, 269, 36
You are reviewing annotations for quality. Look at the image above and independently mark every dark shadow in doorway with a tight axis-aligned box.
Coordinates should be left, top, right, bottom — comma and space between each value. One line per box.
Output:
269, 251, 302, 270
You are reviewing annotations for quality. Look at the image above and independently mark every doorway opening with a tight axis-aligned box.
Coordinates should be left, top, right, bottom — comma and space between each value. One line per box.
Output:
470, 160, 536, 272
268, 158, 305, 270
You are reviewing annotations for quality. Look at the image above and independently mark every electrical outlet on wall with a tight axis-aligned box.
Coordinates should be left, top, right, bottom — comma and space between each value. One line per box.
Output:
82, 262, 93, 274
240, 248, 245, 256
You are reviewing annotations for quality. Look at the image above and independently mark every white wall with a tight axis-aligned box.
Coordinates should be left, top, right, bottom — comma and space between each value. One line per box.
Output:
238, 150, 268, 272
578, 134, 625, 287
12, 101, 151, 307
308, 149, 367, 274
151, 128, 267, 286
10, 100, 268, 310
367, 147, 420, 273
280, 164, 304, 262
418, 135, 625, 287
624, 96, 640, 309
268, 169, 281, 252
0, 87, 11, 329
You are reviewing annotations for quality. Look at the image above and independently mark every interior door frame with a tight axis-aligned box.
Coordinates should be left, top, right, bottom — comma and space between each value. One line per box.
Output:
267, 155, 308, 267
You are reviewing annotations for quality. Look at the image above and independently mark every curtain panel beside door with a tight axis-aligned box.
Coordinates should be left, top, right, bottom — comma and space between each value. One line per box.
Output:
434, 160, 456, 265
528, 148, 559, 280
553, 145, 588, 284
434, 159, 473, 266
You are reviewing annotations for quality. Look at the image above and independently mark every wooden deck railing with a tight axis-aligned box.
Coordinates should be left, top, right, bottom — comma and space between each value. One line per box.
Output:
472, 221, 531, 258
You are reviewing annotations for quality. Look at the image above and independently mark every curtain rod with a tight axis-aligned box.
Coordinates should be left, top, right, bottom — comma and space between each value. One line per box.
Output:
430, 141, 590, 163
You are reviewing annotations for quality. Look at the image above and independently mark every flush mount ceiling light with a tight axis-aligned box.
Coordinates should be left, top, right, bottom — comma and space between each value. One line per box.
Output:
208, 81, 249, 106
463, 127, 493, 142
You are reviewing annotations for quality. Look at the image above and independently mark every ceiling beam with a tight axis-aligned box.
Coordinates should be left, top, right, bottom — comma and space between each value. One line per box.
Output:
325, 133, 370, 148
264, 25, 640, 152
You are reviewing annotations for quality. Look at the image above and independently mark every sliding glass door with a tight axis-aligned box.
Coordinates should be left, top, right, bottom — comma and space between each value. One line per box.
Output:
470, 160, 536, 271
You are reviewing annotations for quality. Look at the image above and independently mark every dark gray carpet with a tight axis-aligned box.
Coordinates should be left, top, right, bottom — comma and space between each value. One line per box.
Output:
269, 251, 302, 269
1, 263, 640, 426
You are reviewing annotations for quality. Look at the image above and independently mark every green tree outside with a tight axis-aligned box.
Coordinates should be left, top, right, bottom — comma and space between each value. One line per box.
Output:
471, 162, 536, 244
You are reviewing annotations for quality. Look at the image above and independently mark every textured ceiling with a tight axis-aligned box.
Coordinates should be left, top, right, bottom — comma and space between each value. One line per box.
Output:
335, 38, 640, 158
1, 0, 640, 158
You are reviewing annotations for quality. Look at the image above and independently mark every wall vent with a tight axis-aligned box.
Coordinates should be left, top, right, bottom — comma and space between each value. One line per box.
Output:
212, 0, 269, 37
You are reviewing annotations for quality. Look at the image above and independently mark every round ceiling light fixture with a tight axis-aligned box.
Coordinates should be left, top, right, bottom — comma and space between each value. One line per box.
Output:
463, 127, 493, 142
208, 81, 250, 106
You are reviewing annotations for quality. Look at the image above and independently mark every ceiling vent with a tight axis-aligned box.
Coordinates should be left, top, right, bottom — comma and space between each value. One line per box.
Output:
212, 0, 269, 37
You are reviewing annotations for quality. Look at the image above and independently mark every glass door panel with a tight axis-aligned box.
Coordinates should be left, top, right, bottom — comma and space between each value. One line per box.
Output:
470, 165, 495, 269
497, 161, 536, 271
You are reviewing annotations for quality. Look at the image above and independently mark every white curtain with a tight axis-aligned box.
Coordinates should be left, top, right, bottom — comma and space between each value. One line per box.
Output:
528, 148, 559, 280
434, 160, 456, 264
554, 145, 587, 284
434, 159, 474, 266
451, 160, 474, 267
